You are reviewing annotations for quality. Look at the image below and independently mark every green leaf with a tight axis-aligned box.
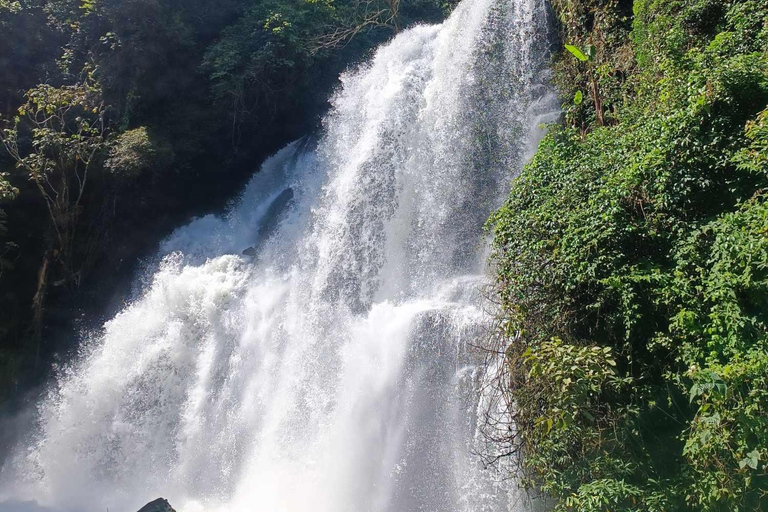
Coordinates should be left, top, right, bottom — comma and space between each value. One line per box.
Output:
564, 44, 589, 62
585, 44, 596, 61
714, 381, 727, 396
689, 383, 701, 403
574, 90, 583, 105
739, 450, 760, 470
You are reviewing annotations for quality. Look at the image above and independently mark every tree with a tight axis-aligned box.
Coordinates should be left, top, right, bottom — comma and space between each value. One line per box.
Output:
1, 79, 112, 343
2, 80, 110, 274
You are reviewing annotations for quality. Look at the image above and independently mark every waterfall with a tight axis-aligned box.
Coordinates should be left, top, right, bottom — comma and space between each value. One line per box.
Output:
0, 0, 558, 509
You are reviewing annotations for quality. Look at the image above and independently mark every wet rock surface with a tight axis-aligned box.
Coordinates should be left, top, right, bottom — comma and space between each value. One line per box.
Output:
137, 498, 176, 512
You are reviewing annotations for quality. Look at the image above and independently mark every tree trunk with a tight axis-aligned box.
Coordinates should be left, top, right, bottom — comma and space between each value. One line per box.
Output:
591, 75, 604, 126
31, 250, 51, 369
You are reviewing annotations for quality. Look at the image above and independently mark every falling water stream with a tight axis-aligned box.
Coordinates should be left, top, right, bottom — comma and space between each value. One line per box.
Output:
0, 0, 558, 509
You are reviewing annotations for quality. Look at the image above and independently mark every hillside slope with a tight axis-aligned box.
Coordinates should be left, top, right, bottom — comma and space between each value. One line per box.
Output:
488, 0, 768, 509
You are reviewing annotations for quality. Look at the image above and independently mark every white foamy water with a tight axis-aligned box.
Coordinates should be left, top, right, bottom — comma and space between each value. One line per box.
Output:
0, 0, 558, 509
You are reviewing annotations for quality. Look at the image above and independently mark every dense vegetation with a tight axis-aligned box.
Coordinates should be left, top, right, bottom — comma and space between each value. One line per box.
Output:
0, 0, 454, 404
487, 0, 767, 509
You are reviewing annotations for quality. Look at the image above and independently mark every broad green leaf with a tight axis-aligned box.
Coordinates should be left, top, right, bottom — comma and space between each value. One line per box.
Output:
689, 383, 700, 403
739, 450, 760, 470
574, 90, 583, 105
564, 44, 588, 62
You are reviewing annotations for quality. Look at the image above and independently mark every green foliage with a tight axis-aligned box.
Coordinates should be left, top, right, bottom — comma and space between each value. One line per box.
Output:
0, 165, 18, 267
201, 0, 451, 142
1, 80, 112, 276
106, 126, 174, 177
674, 196, 768, 508
550, 0, 635, 129
0, 1, 22, 13
0, 171, 16, 201
565, 43, 592, 62
489, 0, 768, 509
0, 170, 17, 275
0, 2, 68, 116
4, 81, 110, 183
201, 0, 340, 128
735, 108, 768, 174
508, 338, 645, 511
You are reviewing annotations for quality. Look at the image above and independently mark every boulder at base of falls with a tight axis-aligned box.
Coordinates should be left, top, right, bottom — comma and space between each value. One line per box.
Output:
137, 498, 176, 512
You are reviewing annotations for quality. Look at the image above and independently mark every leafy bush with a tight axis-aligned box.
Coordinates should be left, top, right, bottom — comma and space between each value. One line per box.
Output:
106, 126, 174, 177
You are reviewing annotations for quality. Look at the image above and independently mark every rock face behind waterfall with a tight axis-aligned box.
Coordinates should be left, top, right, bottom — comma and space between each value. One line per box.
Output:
137, 498, 176, 512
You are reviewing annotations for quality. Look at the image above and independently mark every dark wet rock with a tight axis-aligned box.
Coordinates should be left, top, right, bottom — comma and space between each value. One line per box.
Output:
242, 187, 295, 257
258, 187, 294, 239
137, 498, 176, 512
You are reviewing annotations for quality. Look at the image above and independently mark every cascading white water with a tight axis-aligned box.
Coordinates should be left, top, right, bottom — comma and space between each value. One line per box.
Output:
0, 0, 558, 509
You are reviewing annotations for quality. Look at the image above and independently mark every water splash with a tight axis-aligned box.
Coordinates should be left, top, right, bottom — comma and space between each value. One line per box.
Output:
0, 0, 558, 509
